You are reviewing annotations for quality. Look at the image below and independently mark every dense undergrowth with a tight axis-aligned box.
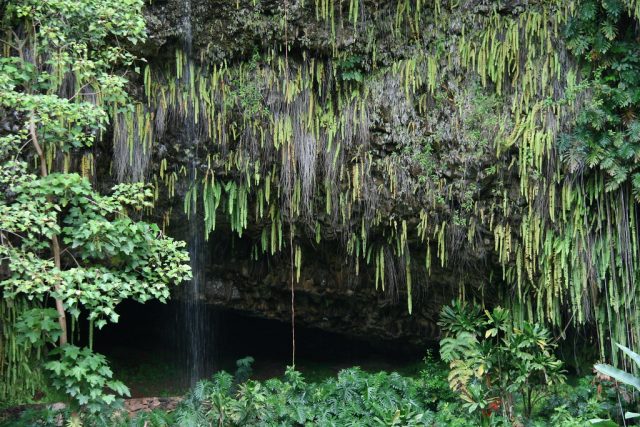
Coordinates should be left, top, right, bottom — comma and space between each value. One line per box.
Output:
1, 355, 629, 427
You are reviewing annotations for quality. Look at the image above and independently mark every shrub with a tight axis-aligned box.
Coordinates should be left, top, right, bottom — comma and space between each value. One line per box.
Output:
439, 301, 566, 421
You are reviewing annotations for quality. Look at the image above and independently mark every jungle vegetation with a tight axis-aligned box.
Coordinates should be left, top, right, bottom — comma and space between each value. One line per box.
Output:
3, 0, 640, 425
0, 0, 192, 414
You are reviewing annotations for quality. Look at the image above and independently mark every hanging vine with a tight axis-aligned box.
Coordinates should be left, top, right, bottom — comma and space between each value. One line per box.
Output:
104, 0, 640, 365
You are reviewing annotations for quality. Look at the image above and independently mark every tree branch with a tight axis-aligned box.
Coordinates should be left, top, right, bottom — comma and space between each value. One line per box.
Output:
29, 114, 68, 346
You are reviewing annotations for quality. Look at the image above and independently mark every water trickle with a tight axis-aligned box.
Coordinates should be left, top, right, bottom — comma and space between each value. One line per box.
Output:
179, 0, 211, 386
183, 206, 210, 386
182, 0, 193, 52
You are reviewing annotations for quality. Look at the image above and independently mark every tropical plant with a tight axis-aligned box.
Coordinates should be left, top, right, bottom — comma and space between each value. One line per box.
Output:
44, 345, 129, 412
439, 301, 566, 421
542, 376, 618, 424
418, 351, 455, 406
233, 356, 255, 385
0, 0, 191, 410
168, 364, 450, 426
7, 358, 619, 426
562, 0, 640, 195
594, 343, 640, 421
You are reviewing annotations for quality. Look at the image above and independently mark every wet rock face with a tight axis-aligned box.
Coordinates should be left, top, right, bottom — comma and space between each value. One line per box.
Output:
169, 218, 468, 346
195, 242, 454, 345
140, 0, 519, 65
143, 0, 370, 62
137, 0, 515, 345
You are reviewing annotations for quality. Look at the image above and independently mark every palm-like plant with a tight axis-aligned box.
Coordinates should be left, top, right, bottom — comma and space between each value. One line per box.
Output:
439, 302, 565, 420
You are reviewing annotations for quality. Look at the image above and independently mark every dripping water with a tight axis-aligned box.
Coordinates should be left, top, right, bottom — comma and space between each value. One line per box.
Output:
182, 0, 193, 52
183, 188, 209, 386
179, 0, 212, 387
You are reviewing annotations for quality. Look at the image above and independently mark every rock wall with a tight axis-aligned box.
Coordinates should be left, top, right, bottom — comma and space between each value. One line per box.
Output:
185, 235, 462, 346
106, 0, 572, 345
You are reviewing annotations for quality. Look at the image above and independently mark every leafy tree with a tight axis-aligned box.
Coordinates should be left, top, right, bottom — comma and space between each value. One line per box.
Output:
0, 0, 191, 410
439, 301, 566, 422
561, 0, 640, 196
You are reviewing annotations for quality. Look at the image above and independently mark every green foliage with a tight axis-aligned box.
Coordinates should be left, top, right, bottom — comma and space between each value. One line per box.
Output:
5, 359, 620, 427
418, 351, 455, 406
126, 409, 176, 427
6, 0, 146, 49
233, 356, 255, 385
439, 301, 484, 335
458, 85, 507, 153
594, 343, 640, 420
542, 376, 622, 426
174, 366, 443, 426
439, 301, 566, 421
14, 308, 62, 346
1, 403, 176, 427
0, 299, 47, 405
335, 55, 365, 83
0, 0, 191, 409
0, 171, 191, 409
412, 138, 434, 185
1, 173, 192, 326
225, 53, 268, 119
562, 0, 640, 195
44, 345, 130, 412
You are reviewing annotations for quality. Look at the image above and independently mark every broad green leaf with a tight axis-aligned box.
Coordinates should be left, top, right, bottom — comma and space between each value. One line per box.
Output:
616, 343, 640, 370
594, 363, 640, 391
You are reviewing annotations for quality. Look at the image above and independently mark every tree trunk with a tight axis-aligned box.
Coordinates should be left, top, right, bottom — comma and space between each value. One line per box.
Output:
29, 117, 68, 346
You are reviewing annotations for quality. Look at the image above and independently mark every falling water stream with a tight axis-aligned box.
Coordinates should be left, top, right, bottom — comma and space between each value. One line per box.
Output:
180, 0, 211, 386
183, 204, 209, 386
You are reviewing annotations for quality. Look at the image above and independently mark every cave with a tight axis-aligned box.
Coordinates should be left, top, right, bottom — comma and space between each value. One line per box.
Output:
93, 299, 426, 396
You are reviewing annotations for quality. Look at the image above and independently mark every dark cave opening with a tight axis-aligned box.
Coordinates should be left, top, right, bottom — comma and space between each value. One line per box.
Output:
93, 298, 426, 396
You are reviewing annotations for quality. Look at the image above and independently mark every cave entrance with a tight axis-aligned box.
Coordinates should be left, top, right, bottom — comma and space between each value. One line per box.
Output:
94, 299, 425, 397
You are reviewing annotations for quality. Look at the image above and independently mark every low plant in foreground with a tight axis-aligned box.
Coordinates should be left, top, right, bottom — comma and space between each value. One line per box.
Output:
438, 301, 566, 422
3, 362, 619, 426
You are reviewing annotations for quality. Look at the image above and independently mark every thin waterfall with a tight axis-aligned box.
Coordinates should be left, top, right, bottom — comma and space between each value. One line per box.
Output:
184, 193, 208, 386
180, 0, 211, 387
